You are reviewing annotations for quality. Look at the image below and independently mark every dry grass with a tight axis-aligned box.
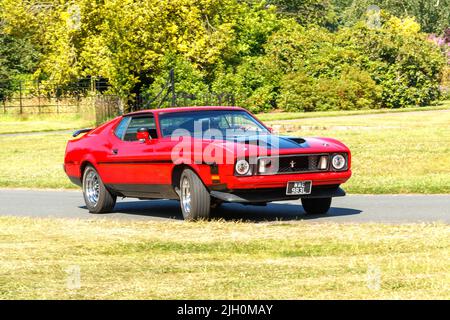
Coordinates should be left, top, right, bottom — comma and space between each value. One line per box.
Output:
0, 114, 94, 134
257, 100, 450, 122
0, 133, 72, 188
268, 109, 450, 194
0, 217, 448, 299
0, 108, 449, 193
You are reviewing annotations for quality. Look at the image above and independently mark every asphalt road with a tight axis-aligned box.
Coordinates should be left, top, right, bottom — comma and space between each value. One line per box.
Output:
0, 189, 449, 223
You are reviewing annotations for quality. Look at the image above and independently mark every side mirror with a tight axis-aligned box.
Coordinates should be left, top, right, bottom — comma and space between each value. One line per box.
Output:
136, 127, 150, 143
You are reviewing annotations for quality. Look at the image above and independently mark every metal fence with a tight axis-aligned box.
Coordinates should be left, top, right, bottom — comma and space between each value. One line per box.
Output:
0, 78, 122, 123
0, 72, 241, 122
132, 92, 237, 111
130, 69, 238, 111
0, 78, 112, 114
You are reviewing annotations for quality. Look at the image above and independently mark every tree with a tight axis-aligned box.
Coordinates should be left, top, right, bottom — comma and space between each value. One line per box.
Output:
0, 25, 39, 99
266, 0, 337, 27
338, 0, 450, 34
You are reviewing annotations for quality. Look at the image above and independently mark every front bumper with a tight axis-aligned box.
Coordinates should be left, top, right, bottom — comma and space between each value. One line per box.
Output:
221, 170, 352, 189
210, 184, 345, 203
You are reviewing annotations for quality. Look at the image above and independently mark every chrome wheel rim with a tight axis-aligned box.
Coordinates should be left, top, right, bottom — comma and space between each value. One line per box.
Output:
85, 170, 100, 206
181, 177, 191, 214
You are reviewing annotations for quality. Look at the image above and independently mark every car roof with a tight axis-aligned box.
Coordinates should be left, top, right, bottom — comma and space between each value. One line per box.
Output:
124, 106, 247, 117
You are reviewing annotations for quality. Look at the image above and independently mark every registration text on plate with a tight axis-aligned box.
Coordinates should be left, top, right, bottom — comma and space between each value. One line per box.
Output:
286, 181, 312, 195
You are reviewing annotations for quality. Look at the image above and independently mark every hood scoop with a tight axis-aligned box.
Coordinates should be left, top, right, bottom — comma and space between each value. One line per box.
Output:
285, 137, 306, 144
228, 135, 308, 149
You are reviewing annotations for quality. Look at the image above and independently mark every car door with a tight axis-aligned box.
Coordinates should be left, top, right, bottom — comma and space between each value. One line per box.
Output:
101, 113, 175, 198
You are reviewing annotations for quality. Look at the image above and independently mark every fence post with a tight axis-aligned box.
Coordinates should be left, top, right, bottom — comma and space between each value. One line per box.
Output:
170, 69, 176, 107
76, 94, 80, 114
37, 81, 41, 114
91, 77, 95, 93
19, 81, 23, 114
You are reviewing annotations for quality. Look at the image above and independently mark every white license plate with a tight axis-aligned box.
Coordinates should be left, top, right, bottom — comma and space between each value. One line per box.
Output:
286, 181, 312, 195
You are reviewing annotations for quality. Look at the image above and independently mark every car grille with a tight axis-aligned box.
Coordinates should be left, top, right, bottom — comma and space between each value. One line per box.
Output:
258, 154, 328, 175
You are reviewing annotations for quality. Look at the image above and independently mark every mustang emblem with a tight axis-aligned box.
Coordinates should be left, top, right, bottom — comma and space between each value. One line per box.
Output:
290, 160, 296, 168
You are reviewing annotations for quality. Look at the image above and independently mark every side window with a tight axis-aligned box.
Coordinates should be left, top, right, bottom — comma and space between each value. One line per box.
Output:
160, 117, 187, 136
124, 115, 157, 141
114, 117, 131, 140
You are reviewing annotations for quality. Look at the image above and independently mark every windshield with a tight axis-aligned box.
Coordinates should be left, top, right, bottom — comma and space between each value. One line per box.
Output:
158, 110, 269, 138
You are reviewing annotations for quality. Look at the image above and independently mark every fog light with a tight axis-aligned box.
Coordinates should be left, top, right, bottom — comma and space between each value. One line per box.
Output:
259, 159, 272, 173
318, 156, 328, 170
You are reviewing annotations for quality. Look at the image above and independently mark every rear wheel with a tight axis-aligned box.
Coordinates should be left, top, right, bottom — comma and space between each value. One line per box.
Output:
82, 165, 116, 213
301, 197, 332, 215
180, 169, 211, 221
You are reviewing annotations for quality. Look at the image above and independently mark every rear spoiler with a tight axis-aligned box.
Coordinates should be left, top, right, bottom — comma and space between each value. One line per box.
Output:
72, 128, 92, 137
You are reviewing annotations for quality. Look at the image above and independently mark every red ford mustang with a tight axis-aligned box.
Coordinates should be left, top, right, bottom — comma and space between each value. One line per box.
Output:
64, 106, 351, 220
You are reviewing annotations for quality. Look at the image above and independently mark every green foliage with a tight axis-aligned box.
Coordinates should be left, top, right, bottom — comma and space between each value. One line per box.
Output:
267, 0, 337, 27
211, 55, 282, 112
265, 17, 446, 111
0, 35, 39, 100
338, 0, 450, 34
337, 17, 447, 108
144, 54, 210, 108
0, 0, 447, 112
0, 0, 41, 99
278, 66, 381, 111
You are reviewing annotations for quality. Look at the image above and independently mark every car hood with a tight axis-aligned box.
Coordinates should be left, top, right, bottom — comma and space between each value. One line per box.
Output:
203, 134, 349, 156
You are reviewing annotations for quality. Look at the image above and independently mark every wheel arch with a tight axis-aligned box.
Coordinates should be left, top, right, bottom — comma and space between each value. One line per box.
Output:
171, 163, 206, 191
80, 160, 97, 183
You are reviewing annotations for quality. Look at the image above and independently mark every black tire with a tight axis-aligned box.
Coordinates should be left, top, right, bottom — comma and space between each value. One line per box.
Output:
301, 197, 332, 215
82, 165, 116, 213
179, 169, 211, 221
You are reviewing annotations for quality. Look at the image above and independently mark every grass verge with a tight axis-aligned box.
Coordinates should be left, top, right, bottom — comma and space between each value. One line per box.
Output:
0, 114, 94, 134
0, 133, 72, 188
283, 110, 450, 194
0, 217, 448, 299
0, 108, 449, 193
257, 100, 450, 122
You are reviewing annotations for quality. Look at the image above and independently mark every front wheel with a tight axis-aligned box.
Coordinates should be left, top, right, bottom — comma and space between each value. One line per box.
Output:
82, 165, 116, 213
180, 169, 211, 221
301, 197, 332, 215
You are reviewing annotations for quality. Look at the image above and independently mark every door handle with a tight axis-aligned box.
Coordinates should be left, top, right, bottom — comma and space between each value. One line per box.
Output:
112, 149, 118, 155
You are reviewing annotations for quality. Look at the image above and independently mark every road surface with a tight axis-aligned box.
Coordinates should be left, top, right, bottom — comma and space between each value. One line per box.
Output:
0, 189, 448, 223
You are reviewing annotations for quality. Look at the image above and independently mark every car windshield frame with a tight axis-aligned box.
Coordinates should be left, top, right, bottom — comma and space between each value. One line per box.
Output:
158, 109, 270, 138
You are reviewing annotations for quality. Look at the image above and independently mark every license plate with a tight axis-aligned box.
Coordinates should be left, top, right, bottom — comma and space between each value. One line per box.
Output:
286, 181, 312, 195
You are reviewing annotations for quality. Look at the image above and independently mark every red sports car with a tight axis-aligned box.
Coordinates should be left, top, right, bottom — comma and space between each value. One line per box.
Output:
64, 106, 351, 220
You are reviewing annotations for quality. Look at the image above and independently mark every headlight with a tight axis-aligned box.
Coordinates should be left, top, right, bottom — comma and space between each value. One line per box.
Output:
331, 154, 347, 170
235, 159, 251, 175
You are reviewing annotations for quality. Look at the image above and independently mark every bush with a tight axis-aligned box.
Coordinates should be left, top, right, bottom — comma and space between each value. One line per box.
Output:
337, 17, 446, 108
278, 66, 381, 111
211, 56, 282, 113
263, 16, 446, 111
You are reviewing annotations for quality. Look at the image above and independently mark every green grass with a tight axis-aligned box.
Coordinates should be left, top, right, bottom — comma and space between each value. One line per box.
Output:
0, 217, 448, 299
257, 100, 450, 122
278, 110, 450, 194
0, 114, 95, 134
0, 133, 73, 188
0, 108, 449, 193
